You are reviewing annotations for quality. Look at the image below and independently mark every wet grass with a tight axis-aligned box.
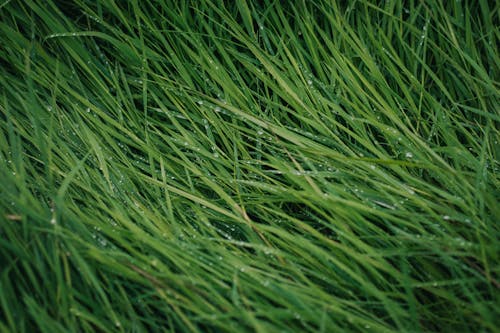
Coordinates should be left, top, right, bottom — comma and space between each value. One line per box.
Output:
0, 0, 499, 332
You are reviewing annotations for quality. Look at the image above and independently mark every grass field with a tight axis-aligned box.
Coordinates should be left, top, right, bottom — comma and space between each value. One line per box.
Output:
0, 0, 499, 332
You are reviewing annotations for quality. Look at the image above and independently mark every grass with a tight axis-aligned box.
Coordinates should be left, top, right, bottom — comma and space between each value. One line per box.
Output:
0, 0, 498, 332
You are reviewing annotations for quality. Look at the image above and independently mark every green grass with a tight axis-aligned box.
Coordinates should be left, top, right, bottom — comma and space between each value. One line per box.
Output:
0, 0, 499, 332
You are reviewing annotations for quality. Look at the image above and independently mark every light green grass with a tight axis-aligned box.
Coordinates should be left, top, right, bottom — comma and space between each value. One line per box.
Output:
0, 0, 499, 332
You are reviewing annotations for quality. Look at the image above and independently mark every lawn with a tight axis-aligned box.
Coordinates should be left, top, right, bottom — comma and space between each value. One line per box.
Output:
0, 0, 499, 332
